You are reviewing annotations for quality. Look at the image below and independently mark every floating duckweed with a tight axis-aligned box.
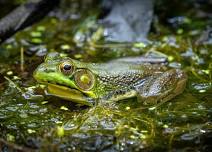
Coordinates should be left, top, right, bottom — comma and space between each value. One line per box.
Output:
30, 31, 42, 37
41, 101, 48, 104
31, 38, 43, 44
6, 44, 13, 49
199, 90, 206, 93
74, 54, 82, 59
148, 106, 156, 110
27, 129, 36, 134
162, 36, 168, 42
59, 53, 68, 58
57, 126, 65, 137
60, 106, 69, 111
37, 26, 46, 32
13, 76, 20, 80
163, 124, 169, 128
177, 29, 184, 34
61, 44, 71, 50
140, 134, 146, 139
185, 17, 191, 24
26, 86, 37, 90
6, 71, 13, 75
130, 135, 136, 139
134, 42, 146, 48
56, 121, 63, 124
168, 56, 174, 61
51, 18, 58, 24
125, 106, 130, 110
6, 134, 15, 142
202, 70, 209, 75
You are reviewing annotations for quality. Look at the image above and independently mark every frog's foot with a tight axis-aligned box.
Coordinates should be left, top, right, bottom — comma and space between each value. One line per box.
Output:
135, 69, 187, 106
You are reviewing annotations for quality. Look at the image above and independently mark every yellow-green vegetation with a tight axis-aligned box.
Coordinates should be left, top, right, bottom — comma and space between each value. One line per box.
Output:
0, 0, 211, 151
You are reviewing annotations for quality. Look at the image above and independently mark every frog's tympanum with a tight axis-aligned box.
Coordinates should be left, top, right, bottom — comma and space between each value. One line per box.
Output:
34, 52, 187, 106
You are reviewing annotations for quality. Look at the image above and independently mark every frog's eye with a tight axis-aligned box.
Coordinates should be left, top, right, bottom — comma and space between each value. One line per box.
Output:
59, 61, 74, 75
74, 69, 95, 91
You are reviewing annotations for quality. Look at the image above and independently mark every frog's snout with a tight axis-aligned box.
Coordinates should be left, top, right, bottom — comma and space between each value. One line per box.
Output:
34, 62, 57, 76
33, 63, 47, 81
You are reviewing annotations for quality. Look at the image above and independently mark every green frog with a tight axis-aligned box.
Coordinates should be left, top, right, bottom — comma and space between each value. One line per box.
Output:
33, 52, 187, 106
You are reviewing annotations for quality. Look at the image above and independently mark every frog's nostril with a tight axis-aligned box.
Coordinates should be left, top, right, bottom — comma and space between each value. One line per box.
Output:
43, 68, 48, 72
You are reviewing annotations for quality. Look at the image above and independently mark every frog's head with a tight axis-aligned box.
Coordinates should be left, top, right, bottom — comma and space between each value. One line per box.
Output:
33, 52, 98, 106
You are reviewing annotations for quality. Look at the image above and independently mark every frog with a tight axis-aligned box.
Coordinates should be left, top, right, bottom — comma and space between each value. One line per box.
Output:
33, 52, 187, 106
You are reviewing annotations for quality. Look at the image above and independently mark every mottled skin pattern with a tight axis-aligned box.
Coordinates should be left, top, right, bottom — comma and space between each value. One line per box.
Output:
94, 63, 168, 99
34, 52, 187, 106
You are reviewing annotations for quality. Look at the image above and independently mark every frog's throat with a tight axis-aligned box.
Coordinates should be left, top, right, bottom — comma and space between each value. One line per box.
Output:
46, 83, 95, 106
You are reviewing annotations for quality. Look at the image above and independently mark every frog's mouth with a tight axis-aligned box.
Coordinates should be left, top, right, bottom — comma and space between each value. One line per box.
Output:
46, 83, 92, 106
33, 70, 96, 106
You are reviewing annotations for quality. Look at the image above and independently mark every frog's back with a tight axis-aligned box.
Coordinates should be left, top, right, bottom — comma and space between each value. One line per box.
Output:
88, 61, 168, 77
84, 61, 169, 91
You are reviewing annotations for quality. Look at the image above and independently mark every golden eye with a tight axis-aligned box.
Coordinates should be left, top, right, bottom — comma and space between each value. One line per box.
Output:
59, 61, 74, 75
74, 69, 95, 91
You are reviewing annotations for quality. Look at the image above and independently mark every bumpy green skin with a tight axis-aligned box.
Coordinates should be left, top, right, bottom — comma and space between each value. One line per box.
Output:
33, 52, 187, 106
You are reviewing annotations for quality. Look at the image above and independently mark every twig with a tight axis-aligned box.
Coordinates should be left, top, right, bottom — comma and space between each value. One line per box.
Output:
20, 47, 24, 72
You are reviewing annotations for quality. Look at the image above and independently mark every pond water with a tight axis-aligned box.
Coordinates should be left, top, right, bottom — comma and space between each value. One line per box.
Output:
0, 0, 211, 151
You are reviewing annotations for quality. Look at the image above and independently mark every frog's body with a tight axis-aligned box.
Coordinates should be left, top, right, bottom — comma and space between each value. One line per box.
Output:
33, 52, 187, 106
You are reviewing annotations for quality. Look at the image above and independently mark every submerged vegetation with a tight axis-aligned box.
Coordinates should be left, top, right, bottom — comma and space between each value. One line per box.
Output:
0, 0, 211, 151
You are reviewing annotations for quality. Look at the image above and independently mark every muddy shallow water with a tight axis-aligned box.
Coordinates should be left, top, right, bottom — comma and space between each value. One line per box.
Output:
0, 0, 211, 151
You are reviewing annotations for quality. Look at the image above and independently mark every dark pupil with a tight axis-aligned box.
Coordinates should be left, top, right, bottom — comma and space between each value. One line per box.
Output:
63, 64, 72, 71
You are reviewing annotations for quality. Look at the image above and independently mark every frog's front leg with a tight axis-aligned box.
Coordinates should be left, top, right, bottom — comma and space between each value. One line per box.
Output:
135, 69, 187, 106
